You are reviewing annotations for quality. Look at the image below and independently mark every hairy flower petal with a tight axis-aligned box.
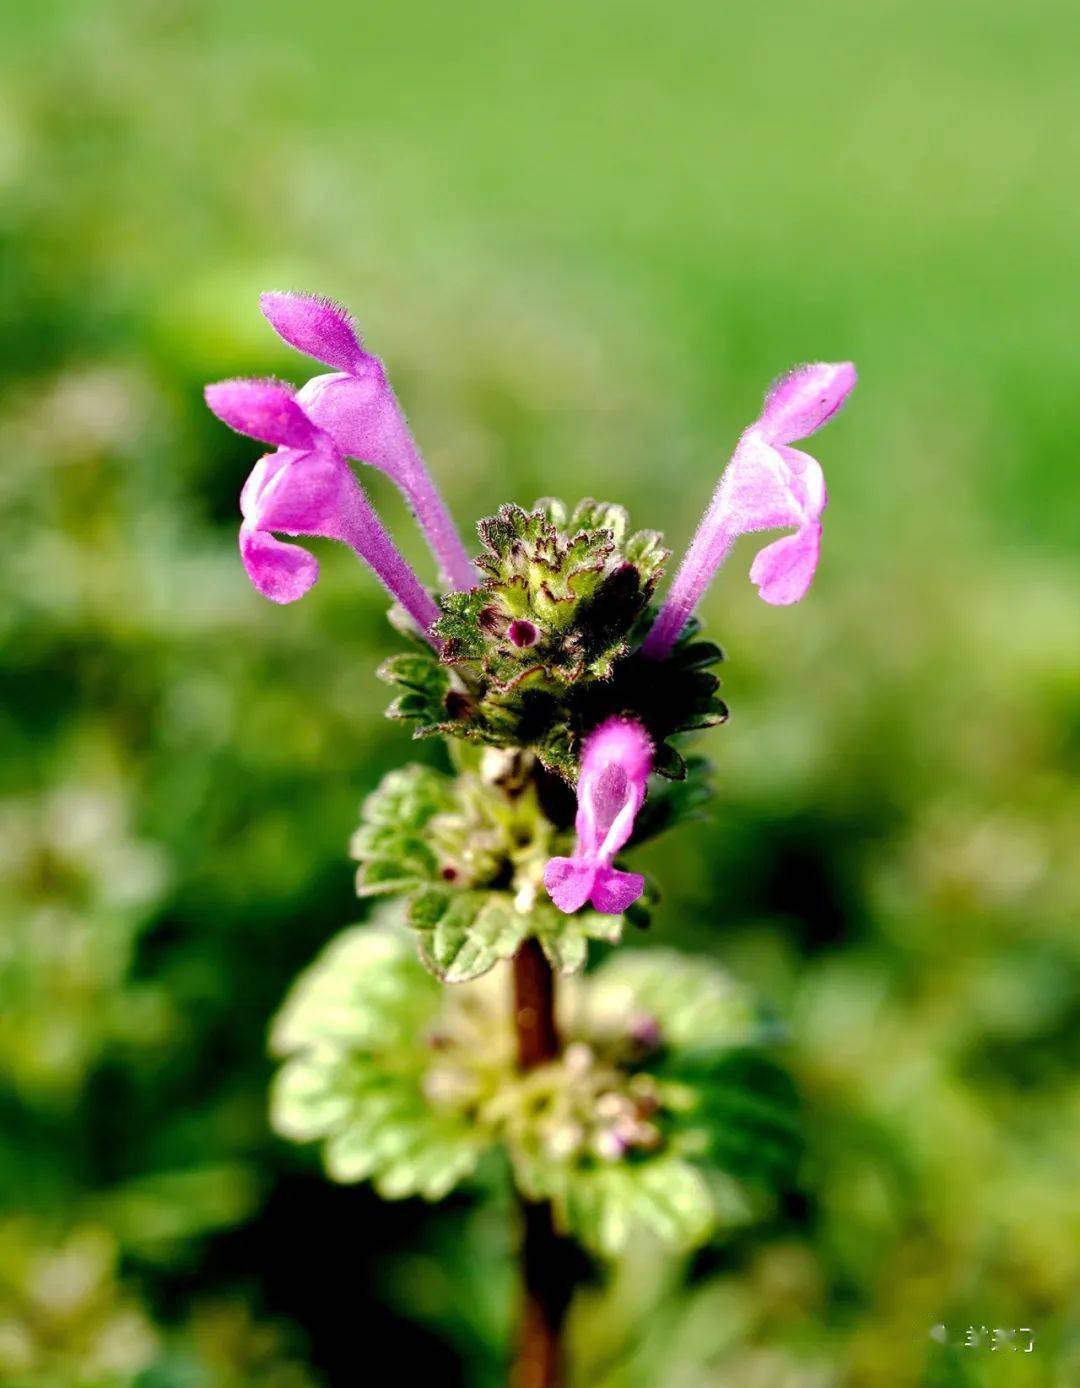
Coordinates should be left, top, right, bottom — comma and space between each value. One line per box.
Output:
204, 378, 317, 449
259, 291, 476, 590
749, 523, 822, 605
206, 376, 440, 640
590, 867, 646, 916
297, 370, 414, 487
250, 439, 359, 543
643, 362, 855, 657
544, 717, 653, 915
543, 857, 597, 914
758, 361, 857, 445
239, 525, 320, 604
260, 291, 366, 375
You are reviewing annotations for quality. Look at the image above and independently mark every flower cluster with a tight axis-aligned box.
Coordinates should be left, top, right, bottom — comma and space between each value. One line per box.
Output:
205, 292, 855, 923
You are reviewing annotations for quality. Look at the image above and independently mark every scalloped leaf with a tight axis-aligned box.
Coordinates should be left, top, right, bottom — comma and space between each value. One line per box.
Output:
585, 950, 762, 1051
351, 765, 456, 897
270, 924, 488, 1201
527, 1153, 716, 1258
534, 908, 624, 974
271, 924, 440, 1055
378, 650, 457, 732
409, 888, 530, 982
270, 925, 802, 1238
662, 1048, 802, 1189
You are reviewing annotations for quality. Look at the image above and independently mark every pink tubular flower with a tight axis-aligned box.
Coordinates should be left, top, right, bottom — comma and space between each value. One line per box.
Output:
259, 292, 477, 592
544, 717, 653, 915
642, 361, 857, 660
204, 377, 441, 644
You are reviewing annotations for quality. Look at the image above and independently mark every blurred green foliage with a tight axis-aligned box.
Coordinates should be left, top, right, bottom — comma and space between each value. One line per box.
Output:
0, 1, 1077, 1384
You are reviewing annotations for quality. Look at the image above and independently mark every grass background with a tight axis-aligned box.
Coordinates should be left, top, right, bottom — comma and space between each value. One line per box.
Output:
1, 2, 1077, 1384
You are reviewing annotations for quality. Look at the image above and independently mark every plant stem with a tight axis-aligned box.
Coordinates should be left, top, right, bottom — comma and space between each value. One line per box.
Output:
511, 938, 569, 1388
513, 936, 559, 1070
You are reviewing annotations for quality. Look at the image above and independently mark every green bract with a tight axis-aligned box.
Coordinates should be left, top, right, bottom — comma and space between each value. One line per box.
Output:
270, 921, 800, 1258
379, 499, 728, 780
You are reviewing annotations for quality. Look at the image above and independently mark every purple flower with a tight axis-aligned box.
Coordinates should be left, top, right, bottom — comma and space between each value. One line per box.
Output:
544, 717, 653, 915
204, 377, 441, 643
642, 362, 856, 660
259, 292, 477, 592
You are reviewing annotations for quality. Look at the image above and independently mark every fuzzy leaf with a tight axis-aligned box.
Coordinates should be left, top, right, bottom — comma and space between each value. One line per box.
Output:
409, 888, 530, 982
378, 650, 457, 731
534, 907, 624, 974
530, 1154, 716, 1258
351, 766, 456, 896
585, 950, 762, 1051
271, 924, 439, 1055
662, 1049, 803, 1189
269, 923, 487, 1201
270, 924, 802, 1242
404, 499, 679, 769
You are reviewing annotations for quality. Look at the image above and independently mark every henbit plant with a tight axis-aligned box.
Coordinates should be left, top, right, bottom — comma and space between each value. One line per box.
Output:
205, 292, 856, 1388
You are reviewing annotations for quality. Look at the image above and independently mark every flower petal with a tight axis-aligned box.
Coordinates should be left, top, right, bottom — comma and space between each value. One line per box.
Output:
297, 371, 478, 592
297, 370, 408, 479
544, 857, 597, 914
205, 378, 317, 449
589, 867, 645, 915
260, 292, 365, 375
716, 434, 806, 534
239, 525, 319, 603
644, 361, 853, 657
758, 362, 857, 445
577, 717, 654, 860
749, 523, 822, 605
252, 443, 359, 544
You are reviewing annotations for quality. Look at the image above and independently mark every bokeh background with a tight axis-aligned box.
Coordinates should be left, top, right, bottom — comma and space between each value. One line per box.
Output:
1, 1, 1078, 1384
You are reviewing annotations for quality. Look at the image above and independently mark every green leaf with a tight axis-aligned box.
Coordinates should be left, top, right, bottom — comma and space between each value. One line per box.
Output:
663, 1049, 802, 1189
409, 888, 530, 982
544, 1155, 716, 1258
322, 1085, 484, 1200
269, 924, 802, 1240
585, 950, 761, 1050
433, 589, 490, 659
269, 921, 488, 1202
378, 649, 455, 730
351, 765, 456, 896
535, 908, 624, 974
622, 527, 670, 585
271, 924, 440, 1056
400, 498, 683, 766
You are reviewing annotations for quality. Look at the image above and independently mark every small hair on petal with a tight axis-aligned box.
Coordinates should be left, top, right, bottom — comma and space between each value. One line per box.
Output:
758, 361, 857, 445
260, 291, 365, 375
543, 714, 653, 916
642, 359, 855, 657
204, 378, 317, 450
580, 715, 654, 785
240, 526, 320, 604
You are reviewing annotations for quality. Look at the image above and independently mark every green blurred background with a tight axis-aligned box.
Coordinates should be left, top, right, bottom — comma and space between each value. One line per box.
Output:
1, 1, 1077, 1384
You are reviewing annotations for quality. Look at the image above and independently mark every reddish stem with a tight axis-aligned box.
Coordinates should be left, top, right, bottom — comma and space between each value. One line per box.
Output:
511, 938, 569, 1388
513, 936, 560, 1069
